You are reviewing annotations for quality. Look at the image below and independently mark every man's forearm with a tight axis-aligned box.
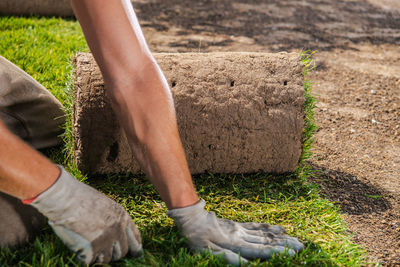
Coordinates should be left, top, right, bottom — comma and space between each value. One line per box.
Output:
0, 120, 59, 200
71, 0, 199, 209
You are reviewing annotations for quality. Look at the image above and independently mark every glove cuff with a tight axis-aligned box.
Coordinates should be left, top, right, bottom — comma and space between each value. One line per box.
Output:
166, 199, 206, 218
166, 200, 210, 232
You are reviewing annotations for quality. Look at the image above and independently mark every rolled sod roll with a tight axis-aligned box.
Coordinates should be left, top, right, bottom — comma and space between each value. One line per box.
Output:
0, 0, 73, 17
73, 52, 304, 175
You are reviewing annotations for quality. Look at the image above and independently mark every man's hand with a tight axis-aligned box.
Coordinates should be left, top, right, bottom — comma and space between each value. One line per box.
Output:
30, 165, 143, 264
167, 200, 303, 265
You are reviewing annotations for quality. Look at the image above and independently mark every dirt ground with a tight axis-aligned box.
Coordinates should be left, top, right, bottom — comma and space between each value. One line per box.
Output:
133, 0, 400, 265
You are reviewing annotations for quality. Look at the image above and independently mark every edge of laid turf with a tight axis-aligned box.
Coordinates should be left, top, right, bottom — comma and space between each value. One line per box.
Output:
0, 16, 371, 266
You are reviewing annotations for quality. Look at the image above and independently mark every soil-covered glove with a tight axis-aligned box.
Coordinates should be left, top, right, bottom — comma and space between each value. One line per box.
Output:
30, 165, 143, 264
167, 200, 303, 265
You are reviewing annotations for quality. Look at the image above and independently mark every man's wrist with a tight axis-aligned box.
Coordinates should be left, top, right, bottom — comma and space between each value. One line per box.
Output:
21, 195, 38, 204
168, 196, 200, 210
21, 164, 61, 204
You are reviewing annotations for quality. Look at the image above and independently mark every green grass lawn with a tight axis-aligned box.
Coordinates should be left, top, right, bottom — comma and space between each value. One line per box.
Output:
0, 16, 369, 266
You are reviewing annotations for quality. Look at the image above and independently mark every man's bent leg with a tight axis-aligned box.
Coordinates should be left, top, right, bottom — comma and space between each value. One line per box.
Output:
0, 55, 65, 149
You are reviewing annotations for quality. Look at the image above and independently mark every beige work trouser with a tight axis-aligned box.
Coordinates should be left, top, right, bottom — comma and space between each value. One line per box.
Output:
0, 55, 65, 149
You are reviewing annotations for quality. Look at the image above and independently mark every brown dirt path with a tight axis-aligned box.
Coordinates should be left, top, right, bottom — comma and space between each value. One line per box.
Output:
133, 0, 400, 264
311, 45, 400, 264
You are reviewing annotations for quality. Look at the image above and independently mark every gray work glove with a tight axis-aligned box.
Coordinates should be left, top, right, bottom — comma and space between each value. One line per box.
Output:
30, 165, 143, 264
167, 200, 303, 266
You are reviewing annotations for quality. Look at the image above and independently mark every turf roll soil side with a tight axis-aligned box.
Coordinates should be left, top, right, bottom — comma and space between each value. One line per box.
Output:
0, 0, 73, 17
73, 52, 304, 174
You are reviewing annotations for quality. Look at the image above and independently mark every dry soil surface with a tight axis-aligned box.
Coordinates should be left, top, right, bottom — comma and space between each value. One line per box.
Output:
133, 0, 400, 264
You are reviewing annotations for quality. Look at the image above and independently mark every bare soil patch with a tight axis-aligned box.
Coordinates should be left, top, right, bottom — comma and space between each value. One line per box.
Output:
310, 44, 400, 265
134, 0, 400, 264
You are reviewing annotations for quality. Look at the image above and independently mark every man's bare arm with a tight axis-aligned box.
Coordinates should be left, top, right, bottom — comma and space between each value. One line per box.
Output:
70, 2, 303, 264
70, 0, 199, 209
0, 120, 59, 200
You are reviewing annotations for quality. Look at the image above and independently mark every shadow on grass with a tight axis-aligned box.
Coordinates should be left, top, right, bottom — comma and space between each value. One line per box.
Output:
90, 171, 318, 206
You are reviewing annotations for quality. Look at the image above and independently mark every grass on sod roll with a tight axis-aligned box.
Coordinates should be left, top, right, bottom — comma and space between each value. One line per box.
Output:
0, 16, 370, 266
